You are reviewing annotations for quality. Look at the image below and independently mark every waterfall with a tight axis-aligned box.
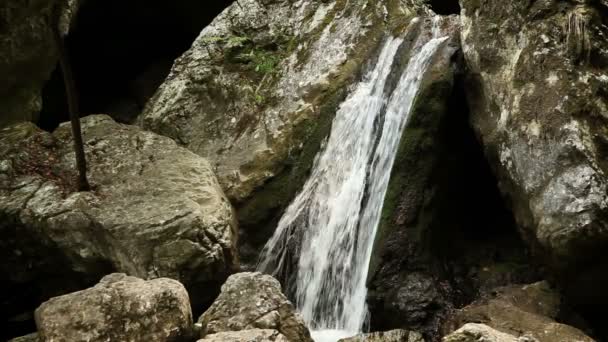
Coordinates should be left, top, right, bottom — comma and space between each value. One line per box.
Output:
258, 20, 449, 342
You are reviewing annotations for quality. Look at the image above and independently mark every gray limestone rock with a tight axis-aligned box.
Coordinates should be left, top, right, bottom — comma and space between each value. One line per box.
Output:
443, 282, 594, 342
443, 324, 522, 342
199, 329, 289, 342
35, 273, 193, 342
339, 329, 425, 342
460, 0, 608, 306
198, 272, 312, 342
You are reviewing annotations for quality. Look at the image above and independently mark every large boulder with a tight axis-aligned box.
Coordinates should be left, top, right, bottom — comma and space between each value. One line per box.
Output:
199, 330, 289, 342
0, 115, 238, 334
198, 272, 312, 342
443, 282, 594, 342
339, 330, 425, 342
0, 0, 80, 128
460, 0, 608, 308
139, 0, 430, 264
35, 273, 193, 342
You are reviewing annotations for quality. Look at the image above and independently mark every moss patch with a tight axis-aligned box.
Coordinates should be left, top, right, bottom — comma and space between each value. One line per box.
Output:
369, 69, 453, 280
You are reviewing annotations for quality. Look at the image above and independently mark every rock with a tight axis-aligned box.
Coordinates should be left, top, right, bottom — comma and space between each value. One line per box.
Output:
0, 115, 238, 329
442, 324, 521, 342
460, 0, 608, 308
198, 272, 312, 342
443, 282, 594, 342
35, 273, 193, 342
339, 329, 425, 342
371, 272, 444, 331
0, 0, 80, 128
198, 329, 289, 342
8, 333, 39, 342
367, 12, 537, 340
139, 0, 430, 265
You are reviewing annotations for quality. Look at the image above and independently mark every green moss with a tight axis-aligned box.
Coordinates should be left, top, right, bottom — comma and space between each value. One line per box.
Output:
368, 73, 454, 279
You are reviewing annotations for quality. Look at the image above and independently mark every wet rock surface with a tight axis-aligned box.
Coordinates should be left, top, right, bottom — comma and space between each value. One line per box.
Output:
198, 272, 312, 342
339, 329, 425, 342
367, 13, 540, 341
443, 282, 594, 342
139, 0, 431, 266
0, 115, 237, 337
35, 273, 193, 342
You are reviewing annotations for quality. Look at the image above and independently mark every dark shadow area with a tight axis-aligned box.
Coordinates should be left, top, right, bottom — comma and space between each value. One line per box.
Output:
39, 0, 234, 131
427, 0, 461, 15
367, 72, 541, 341
1, 216, 114, 341
429, 75, 540, 304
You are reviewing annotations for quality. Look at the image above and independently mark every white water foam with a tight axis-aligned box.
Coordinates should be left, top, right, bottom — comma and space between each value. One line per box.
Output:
259, 21, 449, 342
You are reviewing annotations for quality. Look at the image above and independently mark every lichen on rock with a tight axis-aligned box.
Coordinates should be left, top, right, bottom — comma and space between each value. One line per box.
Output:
0, 0, 80, 128
198, 272, 312, 342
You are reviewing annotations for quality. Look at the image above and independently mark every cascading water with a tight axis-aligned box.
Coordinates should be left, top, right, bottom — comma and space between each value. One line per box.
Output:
258, 18, 449, 342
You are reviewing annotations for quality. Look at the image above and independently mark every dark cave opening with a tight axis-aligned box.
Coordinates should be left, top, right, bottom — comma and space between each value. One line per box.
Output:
426, 0, 461, 15
38, 0, 234, 131
429, 75, 540, 302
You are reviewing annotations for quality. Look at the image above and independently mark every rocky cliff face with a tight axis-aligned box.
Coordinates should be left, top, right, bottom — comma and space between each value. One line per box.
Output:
140, 0, 431, 265
460, 0, 608, 312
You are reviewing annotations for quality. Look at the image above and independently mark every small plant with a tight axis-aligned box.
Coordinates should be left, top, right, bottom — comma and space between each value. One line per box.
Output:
254, 93, 265, 105
202, 33, 294, 106
226, 35, 250, 48
250, 49, 281, 75
201, 36, 224, 44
